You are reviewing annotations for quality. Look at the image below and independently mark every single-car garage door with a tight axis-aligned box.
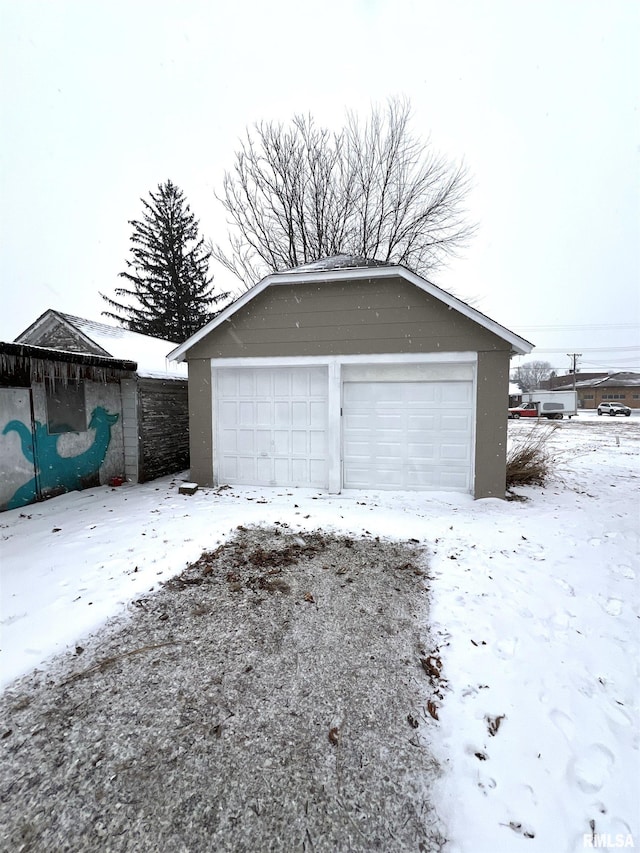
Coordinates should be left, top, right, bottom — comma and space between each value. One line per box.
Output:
342, 380, 473, 491
216, 366, 328, 487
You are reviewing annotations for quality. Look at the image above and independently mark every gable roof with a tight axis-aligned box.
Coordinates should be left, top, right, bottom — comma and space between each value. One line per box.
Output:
16, 310, 187, 379
168, 257, 534, 362
553, 371, 640, 390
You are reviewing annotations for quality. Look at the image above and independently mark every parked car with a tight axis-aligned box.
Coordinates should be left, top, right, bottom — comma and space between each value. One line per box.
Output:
508, 402, 565, 419
597, 402, 631, 417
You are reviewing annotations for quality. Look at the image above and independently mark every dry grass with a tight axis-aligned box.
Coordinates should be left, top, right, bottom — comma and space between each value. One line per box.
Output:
506, 423, 559, 489
0, 527, 446, 853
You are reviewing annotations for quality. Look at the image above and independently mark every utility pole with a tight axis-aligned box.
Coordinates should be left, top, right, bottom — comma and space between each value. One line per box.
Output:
567, 353, 582, 395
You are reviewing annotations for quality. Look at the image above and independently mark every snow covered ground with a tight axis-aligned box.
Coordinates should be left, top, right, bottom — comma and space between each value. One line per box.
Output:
1, 412, 638, 852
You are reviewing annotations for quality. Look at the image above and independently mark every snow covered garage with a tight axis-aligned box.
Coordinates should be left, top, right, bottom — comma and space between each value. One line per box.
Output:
169, 257, 533, 498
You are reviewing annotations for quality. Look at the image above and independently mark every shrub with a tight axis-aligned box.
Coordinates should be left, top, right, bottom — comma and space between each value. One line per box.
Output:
506, 423, 558, 489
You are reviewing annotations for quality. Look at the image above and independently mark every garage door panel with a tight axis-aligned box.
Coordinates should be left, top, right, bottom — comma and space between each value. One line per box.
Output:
291, 458, 308, 481
219, 428, 236, 453
216, 367, 328, 488
255, 401, 271, 424
408, 414, 437, 430
408, 442, 436, 460
373, 429, 403, 443
441, 470, 470, 489
272, 430, 288, 453
238, 430, 257, 453
406, 469, 438, 488
291, 431, 307, 454
344, 464, 403, 489
257, 457, 272, 481
239, 372, 255, 395
375, 413, 403, 429
274, 401, 289, 425
441, 443, 469, 460
291, 401, 308, 426
344, 413, 370, 430
376, 469, 403, 487
270, 370, 286, 395
309, 430, 326, 455
310, 401, 326, 427
343, 380, 473, 492
309, 370, 327, 396
309, 459, 327, 483
290, 371, 307, 395
219, 372, 237, 395
441, 413, 472, 430
238, 401, 253, 423
219, 400, 237, 424
221, 456, 238, 479
441, 384, 472, 404
375, 444, 403, 459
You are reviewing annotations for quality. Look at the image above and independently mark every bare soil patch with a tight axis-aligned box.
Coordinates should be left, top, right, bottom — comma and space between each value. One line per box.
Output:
0, 526, 446, 852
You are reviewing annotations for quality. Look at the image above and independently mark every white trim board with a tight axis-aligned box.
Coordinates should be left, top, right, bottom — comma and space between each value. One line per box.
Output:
206, 352, 478, 369
209, 355, 478, 495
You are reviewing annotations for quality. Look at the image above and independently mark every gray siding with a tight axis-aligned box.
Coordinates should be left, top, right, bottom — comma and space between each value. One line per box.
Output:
187, 278, 510, 359
187, 360, 213, 485
137, 378, 189, 482
475, 351, 510, 498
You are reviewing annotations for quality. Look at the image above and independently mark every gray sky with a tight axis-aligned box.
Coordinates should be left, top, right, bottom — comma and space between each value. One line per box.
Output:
1, 0, 638, 373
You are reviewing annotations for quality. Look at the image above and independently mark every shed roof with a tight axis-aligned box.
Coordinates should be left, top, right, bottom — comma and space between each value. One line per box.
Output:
15, 311, 187, 380
1, 341, 136, 386
169, 257, 534, 362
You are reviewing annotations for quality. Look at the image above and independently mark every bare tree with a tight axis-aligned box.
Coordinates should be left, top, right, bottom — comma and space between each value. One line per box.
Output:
511, 361, 553, 392
212, 99, 474, 287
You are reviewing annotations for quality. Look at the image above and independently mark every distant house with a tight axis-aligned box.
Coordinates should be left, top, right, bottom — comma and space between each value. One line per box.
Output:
0, 311, 189, 511
551, 372, 640, 409
546, 372, 609, 390
508, 382, 522, 407
169, 255, 533, 499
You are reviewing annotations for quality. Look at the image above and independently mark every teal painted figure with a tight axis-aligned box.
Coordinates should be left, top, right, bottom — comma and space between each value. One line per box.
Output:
3, 406, 119, 510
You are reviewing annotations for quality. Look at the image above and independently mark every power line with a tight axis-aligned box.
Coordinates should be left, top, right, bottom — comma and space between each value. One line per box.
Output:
511, 366, 640, 373
528, 346, 640, 353
514, 323, 640, 332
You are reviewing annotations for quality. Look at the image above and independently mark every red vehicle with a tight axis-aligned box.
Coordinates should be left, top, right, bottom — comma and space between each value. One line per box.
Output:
508, 401, 569, 420
508, 402, 540, 419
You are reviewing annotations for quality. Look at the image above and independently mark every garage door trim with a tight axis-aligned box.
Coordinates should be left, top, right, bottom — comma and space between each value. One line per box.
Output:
210, 354, 477, 494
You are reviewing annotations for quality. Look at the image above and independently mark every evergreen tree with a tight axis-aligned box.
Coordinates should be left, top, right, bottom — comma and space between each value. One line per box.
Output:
102, 180, 228, 341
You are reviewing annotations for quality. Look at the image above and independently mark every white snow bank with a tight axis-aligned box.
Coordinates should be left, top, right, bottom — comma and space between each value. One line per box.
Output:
0, 416, 638, 851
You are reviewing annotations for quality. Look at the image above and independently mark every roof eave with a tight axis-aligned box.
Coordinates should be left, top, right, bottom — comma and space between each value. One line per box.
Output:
1, 340, 137, 372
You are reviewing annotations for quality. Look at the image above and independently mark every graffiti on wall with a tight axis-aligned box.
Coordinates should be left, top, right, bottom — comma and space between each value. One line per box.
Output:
3, 406, 119, 510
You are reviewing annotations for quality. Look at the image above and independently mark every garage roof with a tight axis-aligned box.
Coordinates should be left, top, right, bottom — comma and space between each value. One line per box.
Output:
168, 257, 534, 362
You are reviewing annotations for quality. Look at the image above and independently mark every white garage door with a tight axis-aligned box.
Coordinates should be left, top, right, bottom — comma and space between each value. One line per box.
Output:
342, 381, 473, 491
216, 367, 328, 487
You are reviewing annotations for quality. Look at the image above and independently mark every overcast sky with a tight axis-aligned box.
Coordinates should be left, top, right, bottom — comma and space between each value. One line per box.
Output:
1, 0, 638, 373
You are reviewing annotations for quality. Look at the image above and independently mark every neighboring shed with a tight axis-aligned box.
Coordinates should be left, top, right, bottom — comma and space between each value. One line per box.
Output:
0, 342, 136, 510
508, 382, 523, 407
169, 256, 534, 499
2, 311, 189, 507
